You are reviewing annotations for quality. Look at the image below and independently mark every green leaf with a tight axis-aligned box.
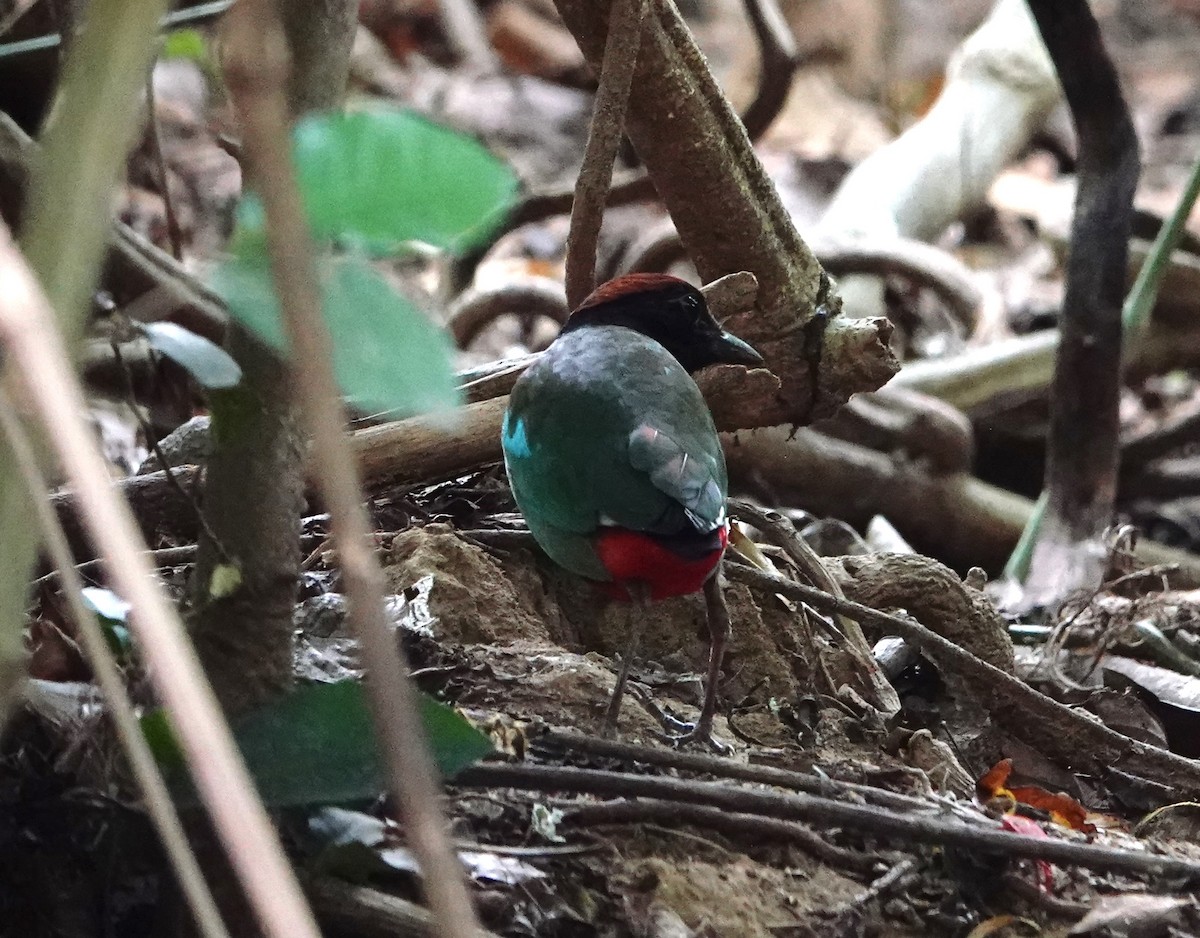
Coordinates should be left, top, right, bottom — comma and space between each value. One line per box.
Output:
80, 586, 133, 658
161, 28, 208, 63
139, 322, 242, 389
230, 681, 492, 807
210, 252, 459, 416
290, 108, 518, 254
140, 707, 186, 773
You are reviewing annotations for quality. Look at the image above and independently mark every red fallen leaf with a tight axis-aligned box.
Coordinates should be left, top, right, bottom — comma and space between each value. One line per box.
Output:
977, 758, 1014, 796
1009, 785, 1094, 833
977, 759, 1096, 833
1000, 815, 1054, 892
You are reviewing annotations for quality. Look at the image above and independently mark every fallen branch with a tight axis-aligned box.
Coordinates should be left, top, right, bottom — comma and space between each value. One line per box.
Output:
534, 730, 950, 813
725, 426, 1200, 583
307, 876, 502, 938
455, 762, 1200, 879
725, 562, 1200, 796
564, 799, 881, 873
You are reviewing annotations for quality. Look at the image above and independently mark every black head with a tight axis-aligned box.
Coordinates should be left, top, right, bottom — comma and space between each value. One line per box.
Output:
560, 274, 763, 374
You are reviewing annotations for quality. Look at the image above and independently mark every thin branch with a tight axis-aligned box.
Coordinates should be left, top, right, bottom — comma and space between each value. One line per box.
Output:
724, 561, 1200, 794
565, 799, 881, 873
1123, 148, 1200, 335
109, 336, 230, 562
0, 223, 321, 938
534, 730, 948, 814
436, 0, 499, 73
0, 391, 230, 938
1022, 0, 1140, 602
563, 0, 646, 308
729, 498, 899, 714
221, 2, 482, 937
144, 68, 186, 262
456, 762, 1200, 880
31, 545, 198, 590
738, 0, 798, 140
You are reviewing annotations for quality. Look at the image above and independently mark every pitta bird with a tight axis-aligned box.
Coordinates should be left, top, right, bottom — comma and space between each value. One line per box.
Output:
502, 273, 762, 744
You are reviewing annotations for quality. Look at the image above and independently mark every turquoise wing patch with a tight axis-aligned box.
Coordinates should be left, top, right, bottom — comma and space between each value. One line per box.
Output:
502, 411, 532, 459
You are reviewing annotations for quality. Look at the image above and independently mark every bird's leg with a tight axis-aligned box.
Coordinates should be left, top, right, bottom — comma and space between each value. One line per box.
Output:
602, 581, 650, 737
665, 566, 731, 752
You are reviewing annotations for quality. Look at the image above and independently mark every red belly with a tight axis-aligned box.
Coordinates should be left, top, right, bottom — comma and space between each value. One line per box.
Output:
594, 525, 728, 601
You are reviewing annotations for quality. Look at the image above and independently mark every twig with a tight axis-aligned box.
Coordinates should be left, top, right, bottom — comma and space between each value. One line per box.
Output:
30, 545, 198, 589
0, 220, 321, 938
729, 498, 900, 715
113, 221, 228, 337
109, 336, 229, 562
830, 857, 919, 915
221, 3, 482, 937
456, 762, 1200, 879
563, 0, 646, 308
144, 68, 185, 261
738, 0, 797, 140
565, 799, 880, 873
436, 0, 499, 73
0, 392, 230, 938
1021, 0, 1139, 603
724, 561, 1200, 794
1000, 872, 1091, 918
534, 730, 940, 813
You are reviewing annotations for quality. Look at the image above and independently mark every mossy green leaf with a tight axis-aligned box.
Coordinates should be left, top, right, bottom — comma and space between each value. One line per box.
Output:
231, 681, 493, 807
142, 682, 492, 807
162, 28, 207, 63
291, 108, 518, 254
209, 252, 459, 416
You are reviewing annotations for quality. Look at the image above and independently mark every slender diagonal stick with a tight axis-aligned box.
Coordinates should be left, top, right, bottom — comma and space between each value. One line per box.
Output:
221, 1, 482, 935
0, 223, 322, 938
0, 391, 230, 938
564, 0, 647, 308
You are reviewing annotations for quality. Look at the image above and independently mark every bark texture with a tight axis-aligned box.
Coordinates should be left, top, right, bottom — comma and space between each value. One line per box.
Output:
552, 0, 896, 422
188, 0, 356, 713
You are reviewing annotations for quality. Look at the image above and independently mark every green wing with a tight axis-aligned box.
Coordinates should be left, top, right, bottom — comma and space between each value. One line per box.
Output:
502, 329, 727, 579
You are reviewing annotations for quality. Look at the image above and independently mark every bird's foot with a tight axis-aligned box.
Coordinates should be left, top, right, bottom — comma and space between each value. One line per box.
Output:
658, 719, 733, 755
630, 686, 732, 754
